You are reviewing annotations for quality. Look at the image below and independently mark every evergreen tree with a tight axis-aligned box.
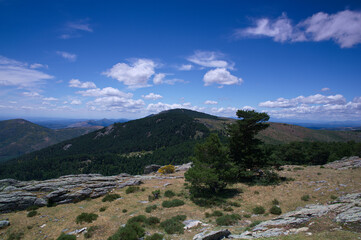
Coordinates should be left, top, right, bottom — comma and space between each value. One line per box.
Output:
228, 110, 270, 181
185, 133, 237, 194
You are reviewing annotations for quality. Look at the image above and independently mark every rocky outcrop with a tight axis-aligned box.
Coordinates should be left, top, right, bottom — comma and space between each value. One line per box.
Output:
144, 164, 161, 174
229, 192, 361, 239
193, 229, 231, 240
0, 219, 10, 229
324, 156, 361, 170
0, 173, 176, 213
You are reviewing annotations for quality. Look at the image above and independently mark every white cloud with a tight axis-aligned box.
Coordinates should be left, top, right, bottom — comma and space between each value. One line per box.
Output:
153, 73, 185, 85
203, 68, 243, 86
70, 100, 82, 105
146, 102, 204, 113
69, 79, 96, 89
0, 56, 53, 87
30, 63, 47, 69
77, 87, 133, 98
237, 10, 361, 48
242, 106, 255, 111
178, 64, 193, 71
103, 58, 156, 89
88, 96, 145, 112
22, 92, 41, 97
67, 21, 93, 32
210, 107, 238, 116
43, 97, 58, 101
187, 50, 233, 69
56, 51, 77, 62
142, 93, 163, 100
321, 87, 330, 92
60, 19, 93, 39
204, 100, 218, 105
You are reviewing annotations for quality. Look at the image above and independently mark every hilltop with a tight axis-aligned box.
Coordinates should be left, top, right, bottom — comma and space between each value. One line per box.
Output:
0, 119, 101, 162
0, 109, 360, 181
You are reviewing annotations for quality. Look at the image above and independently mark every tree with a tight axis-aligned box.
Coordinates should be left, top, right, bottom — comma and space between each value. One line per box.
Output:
185, 133, 237, 194
228, 110, 270, 181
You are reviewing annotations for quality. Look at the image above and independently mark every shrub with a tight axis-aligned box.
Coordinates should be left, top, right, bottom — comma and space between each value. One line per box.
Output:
127, 215, 147, 225
84, 226, 99, 239
126, 186, 140, 194
6, 232, 24, 240
145, 205, 157, 213
107, 223, 145, 240
162, 199, 185, 208
254, 191, 259, 195
47, 198, 56, 207
293, 167, 304, 171
212, 210, 223, 217
228, 201, 241, 207
160, 215, 186, 234
102, 194, 121, 202
26, 205, 39, 211
249, 220, 262, 227
243, 214, 251, 218
330, 195, 338, 200
27, 210, 37, 217
76, 213, 98, 224
216, 214, 241, 226
99, 207, 107, 212
223, 206, 233, 212
272, 199, 280, 205
57, 233, 76, 240
269, 205, 282, 215
157, 165, 175, 174
301, 194, 310, 201
146, 216, 160, 226
252, 206, 265, 214
164, 190, 176, 198
148, 190, 160, 201
122, 209, 128, 213
145, 233, 164, 240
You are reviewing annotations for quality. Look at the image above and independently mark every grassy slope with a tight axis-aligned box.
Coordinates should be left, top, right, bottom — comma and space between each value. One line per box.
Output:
0, 165, 360, 239
0, 119, 100, 161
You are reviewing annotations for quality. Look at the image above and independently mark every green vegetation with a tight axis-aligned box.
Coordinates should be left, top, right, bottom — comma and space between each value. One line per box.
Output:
301, 194, 311, 201
145, 204, 157, 213
269, 205, 282, 215
126, 186, 140, 194
161, 199, 185, 208
127, 215, 147, 225
145, 233, 164, 240
160, 215, 186, 234
157, 164, 175, 174
146, 216, 160, 226
249, 220, 262, 227
216, 214, 241, 226
84, 226, 99, 239
272, 199, 280, 205
164, 190, 176, 198
26, 205, 39, 211
75, 213, 98, 224
252, 206, 266, 214
122, 209, 128, 213
27, 210, 37, 217
6, 232, 24, 240
102, 194, 121, 202
148, 190, 160, 201
57, 233, 76, 240
99, 206, 107, 212
108, 222, 145, 240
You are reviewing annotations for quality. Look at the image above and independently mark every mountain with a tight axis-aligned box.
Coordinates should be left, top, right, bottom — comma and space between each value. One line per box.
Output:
0, 109, 360, 180
0, 119, 101, 162
33, 118, 129, 129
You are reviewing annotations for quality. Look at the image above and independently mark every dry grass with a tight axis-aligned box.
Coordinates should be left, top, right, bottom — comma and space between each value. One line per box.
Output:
1, 167, 360, 240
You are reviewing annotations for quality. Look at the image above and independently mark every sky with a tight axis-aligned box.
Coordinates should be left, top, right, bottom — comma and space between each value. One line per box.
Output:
0, 0, 361, 122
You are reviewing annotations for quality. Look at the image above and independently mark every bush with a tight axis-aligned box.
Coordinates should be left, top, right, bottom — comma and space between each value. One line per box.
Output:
162, 199, 185, 208
254, 191, 259, 195
107, 222, 145, 240
330, 195, 338, 200
76, 213, 98, 224
47, 198, 56, 207
99, 207, 107, 212
269, 205, 282, 215
252, 206, 265, 214
157, 165, 175, 174
145, 205, 157, 213
164, 190, 176, 198
301, 194, 310, 201
272, 199, 280, 205
27, 210, 37, 217
223, 206, 233, 212
26, 205, 39, 211
160, 215, 186, 234
148, 190, 160, 201
57, 233, 76, 240
84, 226, 99, 239
249, 220, 262, 227
243, 214, 251, 218
122, 209, 128, 213
126, 186, 140, 194
102, 194, 121, 202
127, 215, 147, 225
6, 232, 24, 240
145, 233, 164, 240
146, 216, 160, 226
216, 214, 241, 226
228, 201, 241, 207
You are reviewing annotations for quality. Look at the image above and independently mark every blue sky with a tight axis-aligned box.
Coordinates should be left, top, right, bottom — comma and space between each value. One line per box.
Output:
0, 0, 360, 122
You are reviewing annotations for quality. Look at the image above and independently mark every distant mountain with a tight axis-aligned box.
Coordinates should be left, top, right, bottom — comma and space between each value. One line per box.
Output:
1, 109, 360, 180
0, 119, 101, 162
34, 118, 129, 129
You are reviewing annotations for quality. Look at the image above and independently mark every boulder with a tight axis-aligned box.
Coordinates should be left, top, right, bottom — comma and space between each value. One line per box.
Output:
0, 219, 10, 229
144, 164, 161, 174
193, 229, 231, 240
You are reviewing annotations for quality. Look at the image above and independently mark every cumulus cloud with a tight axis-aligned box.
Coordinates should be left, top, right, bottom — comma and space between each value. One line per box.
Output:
203, 68, 243, 86
88, 96, 145, 112
187, 50, 233, 69
103, 59, 156, 89
237, 10, 361, 48
259, 93, 361, 121
178, 64, 193, 71
0, 56, 53, 87
77, 87, 133, 98
142, 93, 163, 100
56, 51, 77, 62
210, 107, 238, 116
204, 100, 218, 105
69, 79, 96, 89
70, 100, 82, 105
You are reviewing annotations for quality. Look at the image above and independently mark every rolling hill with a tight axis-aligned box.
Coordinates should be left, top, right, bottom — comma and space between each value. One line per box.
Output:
0, 119, 101, 162
0, 109, 360, 180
